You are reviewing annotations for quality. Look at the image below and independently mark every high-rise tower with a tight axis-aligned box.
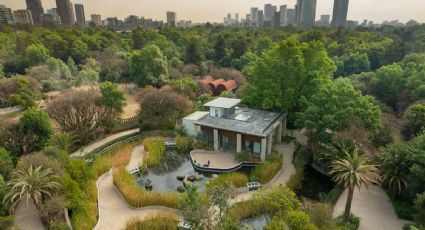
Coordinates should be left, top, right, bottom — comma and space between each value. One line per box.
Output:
25, 0, 44, 25
331, 0, 349, 27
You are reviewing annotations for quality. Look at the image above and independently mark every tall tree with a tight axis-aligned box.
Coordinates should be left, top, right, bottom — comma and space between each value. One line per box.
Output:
241, 37, 336, 123
130, 44, 168, 87
372, 64, 405, 110
184, 36, 204, 64
330, 149, 381, 218
99, 82, 126, 113
297, 79, 381, 144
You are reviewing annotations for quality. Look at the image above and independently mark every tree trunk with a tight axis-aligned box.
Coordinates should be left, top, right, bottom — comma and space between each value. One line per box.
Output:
344, 186, 355, 219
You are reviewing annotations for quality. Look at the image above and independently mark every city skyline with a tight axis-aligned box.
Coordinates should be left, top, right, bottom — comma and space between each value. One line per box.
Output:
1, 0, 425, 23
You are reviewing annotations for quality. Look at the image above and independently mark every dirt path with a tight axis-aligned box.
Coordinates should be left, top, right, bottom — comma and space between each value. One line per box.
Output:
70, 128, 139, 157
94, 145, 181, 230
13, 199, 45, 230
333, 185, 411, 230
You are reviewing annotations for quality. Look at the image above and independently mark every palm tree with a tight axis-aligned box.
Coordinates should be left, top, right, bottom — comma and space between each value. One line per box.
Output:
330, 149, 381, 218
48, 132, 76, 152
380, 143, 411, 195
3, 166, 61, 213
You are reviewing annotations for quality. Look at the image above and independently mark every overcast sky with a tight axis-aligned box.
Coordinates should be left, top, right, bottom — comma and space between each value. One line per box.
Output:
2, 0, 424, 23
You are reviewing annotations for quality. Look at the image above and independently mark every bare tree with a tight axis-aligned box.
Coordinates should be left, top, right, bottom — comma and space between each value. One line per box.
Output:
46, 89, 118, 142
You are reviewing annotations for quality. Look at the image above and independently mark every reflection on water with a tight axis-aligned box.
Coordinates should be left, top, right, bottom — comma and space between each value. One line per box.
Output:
137, 150, 211, 193
240, 215, 267, 230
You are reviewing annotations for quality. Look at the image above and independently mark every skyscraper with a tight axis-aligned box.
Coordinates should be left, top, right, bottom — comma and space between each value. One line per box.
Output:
14, 9, 33, 24
273, 11, 280, 28
91, 14, 101, 26
26, 0, 44, 25
56, 0, 75, 26
166, 11, 176, 27
0, 5, 15, 25
257, 10, 264, 28
264, 4, 273, 21
319, 15, 331, 26
295, 0, 317, 28
287, 8, 296, 25
250, 7, 258, 25
74, 4, 85, 27
331, 0, 349, 27
280, 5, 287, 26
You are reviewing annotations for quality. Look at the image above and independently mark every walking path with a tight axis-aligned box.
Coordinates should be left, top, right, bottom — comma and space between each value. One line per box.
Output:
94, 145, 181, 230
13, 199, 45, 230
70, 128, 139, 157
233, 142, 296, 203
333, 185, 411, 230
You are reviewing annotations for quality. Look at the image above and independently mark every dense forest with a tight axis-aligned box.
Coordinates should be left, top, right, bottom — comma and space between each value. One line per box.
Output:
0, 23, 425, 229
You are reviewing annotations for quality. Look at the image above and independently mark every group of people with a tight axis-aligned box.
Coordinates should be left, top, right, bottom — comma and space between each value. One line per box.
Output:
194, 159, 211, 168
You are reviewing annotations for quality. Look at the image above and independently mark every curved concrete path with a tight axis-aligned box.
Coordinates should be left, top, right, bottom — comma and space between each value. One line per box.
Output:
13, 199, 45, 230
333, 185, 411, 230
70, 128, 139, 157
94, 145, 181, 230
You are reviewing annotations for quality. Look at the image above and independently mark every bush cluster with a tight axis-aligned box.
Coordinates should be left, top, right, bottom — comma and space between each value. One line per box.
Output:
206, 172, 248, 194
250, 153, 283, 184
175, 135, 193, 154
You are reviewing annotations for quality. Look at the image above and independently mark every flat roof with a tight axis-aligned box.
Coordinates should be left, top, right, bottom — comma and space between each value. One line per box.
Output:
194, 107, 285, 137
183, 111, 209, 121
204, 97, 241, 109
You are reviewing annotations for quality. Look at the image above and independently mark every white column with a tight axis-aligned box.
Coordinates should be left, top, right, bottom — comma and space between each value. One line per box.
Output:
261, 138, 267, 161
213, 129, 219, 151
267, 133, 273, 155
236, 133, 242, 153
277, 122, 283, 143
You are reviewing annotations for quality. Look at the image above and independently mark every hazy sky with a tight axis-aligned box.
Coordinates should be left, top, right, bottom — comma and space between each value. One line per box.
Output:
2, 0, 425, 23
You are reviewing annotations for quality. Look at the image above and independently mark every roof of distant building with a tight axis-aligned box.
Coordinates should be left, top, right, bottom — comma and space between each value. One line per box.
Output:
183, 111, 209, 121
194, 106, 285, 137
204, 97, 241, 109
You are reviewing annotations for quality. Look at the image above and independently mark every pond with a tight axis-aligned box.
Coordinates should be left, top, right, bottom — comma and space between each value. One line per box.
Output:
240, 215, 268, 230
295, 164, 336, 201
136, 149, 212, 193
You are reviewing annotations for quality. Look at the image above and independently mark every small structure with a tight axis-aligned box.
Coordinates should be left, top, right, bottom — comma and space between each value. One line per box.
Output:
177, 221, 192, 229
128, 168, 140, 176
183, 97, 287, 161
247, 182, 262, 191
198, 76, 239, 96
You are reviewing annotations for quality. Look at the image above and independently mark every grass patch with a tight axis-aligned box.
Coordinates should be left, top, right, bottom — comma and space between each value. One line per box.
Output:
92, 143, 133, 177
176, 135, 193, 154
250, 153, 283, 184
141, 137, 166, 172
206, 172, 248, 193
235, 151, 261, 162
125, 216, 178, 230
112, 167, 180, 208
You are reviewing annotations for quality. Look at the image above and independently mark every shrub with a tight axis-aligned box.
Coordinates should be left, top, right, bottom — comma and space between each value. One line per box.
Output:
250, 154, 282, 184
112, 167, 180, 209
414, 192, 425, 226
228, 200, 259, 221
176, 135, 193, 154
391, 197, 415, 221
305, 202, 335, 230
235, 151, 261, 162
0, 215, 14, 229
335, 214, 360, 230
287, 166, 305, 191
324, 186, 344, 204
142, 137, 166, 172
206, 172, 248, 193
125, 216, 177, 230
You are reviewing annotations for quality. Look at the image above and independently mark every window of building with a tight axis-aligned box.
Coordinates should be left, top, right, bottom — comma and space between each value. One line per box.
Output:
214, 109, 219, 117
